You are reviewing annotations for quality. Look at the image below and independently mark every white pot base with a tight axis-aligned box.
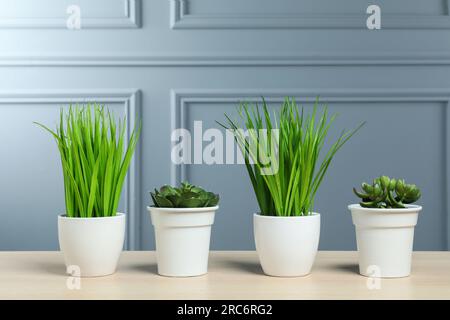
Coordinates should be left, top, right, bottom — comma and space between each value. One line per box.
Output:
148, 206, 218, 277
58, 213, 125, 277
349, 204, 422, 278
253, 213, 320, 277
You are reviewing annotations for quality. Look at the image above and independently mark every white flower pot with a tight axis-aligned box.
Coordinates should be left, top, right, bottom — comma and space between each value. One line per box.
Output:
253, 213, 320, 277
348, 204, 422, 278
58, 213, 125, 277
148, 206, 218, 277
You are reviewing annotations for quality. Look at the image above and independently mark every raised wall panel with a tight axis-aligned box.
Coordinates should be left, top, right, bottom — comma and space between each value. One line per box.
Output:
0, 0, 140, 29
171, 0, 450, 29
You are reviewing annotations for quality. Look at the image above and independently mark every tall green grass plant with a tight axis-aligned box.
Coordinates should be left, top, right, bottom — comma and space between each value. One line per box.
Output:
35, 104, 140, 218
219, 97, 363, 216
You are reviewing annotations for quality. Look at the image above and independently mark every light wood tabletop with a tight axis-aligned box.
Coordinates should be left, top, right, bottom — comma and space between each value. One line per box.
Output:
0, 251, 449, 300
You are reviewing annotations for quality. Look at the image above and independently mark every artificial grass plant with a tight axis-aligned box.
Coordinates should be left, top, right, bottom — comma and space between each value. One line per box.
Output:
35, 103, 140, 218
219, 97, 364, 217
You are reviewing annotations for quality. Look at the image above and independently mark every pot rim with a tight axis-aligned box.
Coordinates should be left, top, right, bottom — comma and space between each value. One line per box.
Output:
58, 212, 125, 220
253, 212, 320, 219
348, 203, 422, 213
147, 206, 219, 213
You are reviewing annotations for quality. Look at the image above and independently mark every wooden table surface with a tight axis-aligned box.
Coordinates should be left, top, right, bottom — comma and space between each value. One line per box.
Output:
0, 251, 449, 300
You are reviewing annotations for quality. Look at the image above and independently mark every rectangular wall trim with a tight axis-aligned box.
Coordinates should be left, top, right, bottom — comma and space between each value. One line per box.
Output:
3, 53, 450, 67
171, 88, 450, 250
171, 0, 450, 30
0, 0, 140, 29
0, 89, 141, 250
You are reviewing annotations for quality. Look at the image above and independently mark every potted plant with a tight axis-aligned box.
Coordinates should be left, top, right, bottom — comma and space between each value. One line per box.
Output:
35, 104, 140, 277
147, 182, 219, 277
349, 175, 422, 278
219, 97, 363, 277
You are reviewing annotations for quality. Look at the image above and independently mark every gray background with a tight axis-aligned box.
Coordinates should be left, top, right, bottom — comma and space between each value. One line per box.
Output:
0, 0, 449, 251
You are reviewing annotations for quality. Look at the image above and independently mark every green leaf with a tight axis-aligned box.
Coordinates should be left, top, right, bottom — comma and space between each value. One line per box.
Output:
179, 198, 204, 208
155, 195, 174, 208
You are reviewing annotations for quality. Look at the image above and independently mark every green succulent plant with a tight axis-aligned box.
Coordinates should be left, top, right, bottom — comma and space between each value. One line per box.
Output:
150, 182, 220, 208
353, 175, 421, 208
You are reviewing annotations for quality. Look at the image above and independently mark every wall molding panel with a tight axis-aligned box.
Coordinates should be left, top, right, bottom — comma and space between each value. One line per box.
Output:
3, 53, 450, 67
0, 89, 141, 250
170, 0, 450, 30
171, 88, 450, 249
0, 0, 140, 29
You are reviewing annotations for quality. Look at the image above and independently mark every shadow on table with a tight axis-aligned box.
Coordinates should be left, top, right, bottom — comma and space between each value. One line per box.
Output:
128, 263, 158, 274
221, 259, 264, 275
34, 261, 159, 276
333, 263, 359, 274
35, 261, 66, 276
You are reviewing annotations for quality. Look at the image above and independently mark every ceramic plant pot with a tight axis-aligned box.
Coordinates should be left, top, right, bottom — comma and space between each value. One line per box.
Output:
58, 213, 125, 277
348, 204, 422, 278
148, 206, 218, 277
253, 213, 320, 277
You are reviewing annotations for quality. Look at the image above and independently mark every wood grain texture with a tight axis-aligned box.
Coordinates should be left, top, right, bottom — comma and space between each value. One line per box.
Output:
0, 251, 449, 300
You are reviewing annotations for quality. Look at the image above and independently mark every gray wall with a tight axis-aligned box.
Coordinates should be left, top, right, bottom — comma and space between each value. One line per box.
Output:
0, 0, 449, 251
